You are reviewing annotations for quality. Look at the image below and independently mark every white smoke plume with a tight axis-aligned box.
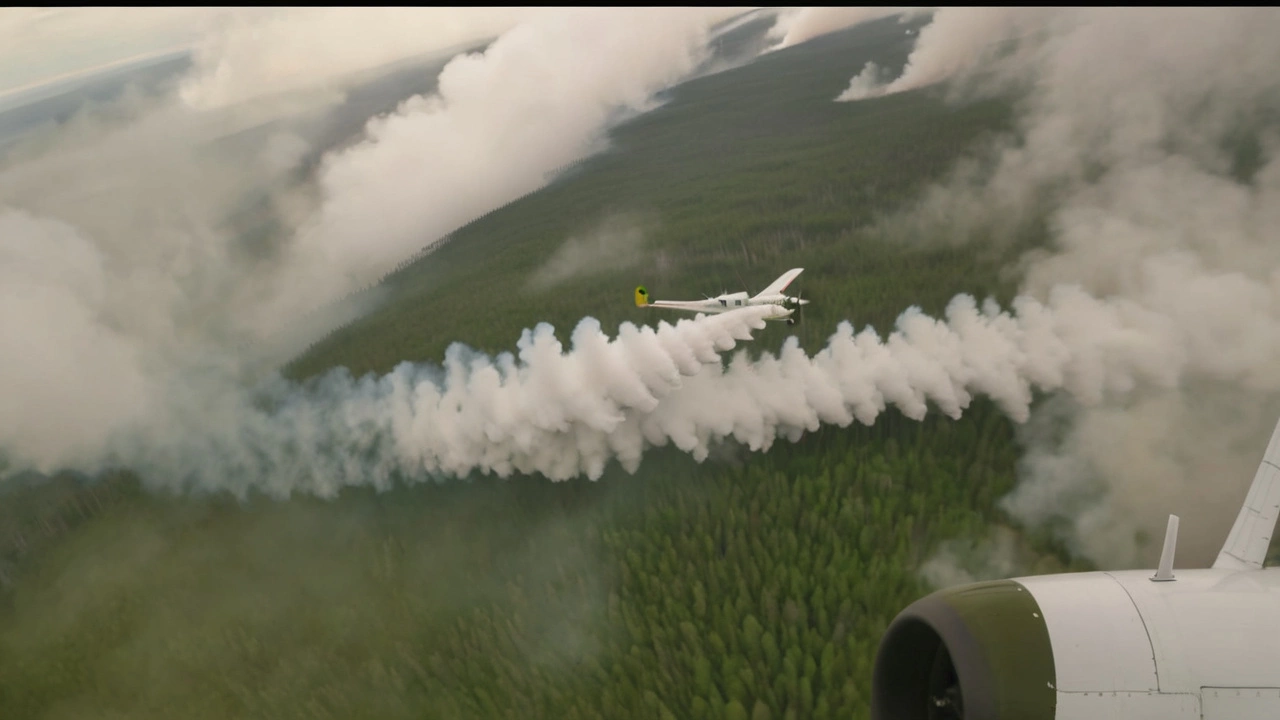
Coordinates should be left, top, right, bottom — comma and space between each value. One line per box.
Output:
0, 8, 742, 481
864, 7, 1280, 570
112, 268, 1262, 500
919, 526, 1027, 589
835, 7, 1054, 101
0, 211, 154, 472
0, 89, 315, 473
249, 6, 739, 335
124, 306, 775, 498
177, 8, 533, 112
835, 62, 885, 102
765, 7, 924, 52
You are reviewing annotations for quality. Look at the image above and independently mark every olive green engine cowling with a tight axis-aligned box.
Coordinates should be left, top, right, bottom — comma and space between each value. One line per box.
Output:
871, 579, 1057, 720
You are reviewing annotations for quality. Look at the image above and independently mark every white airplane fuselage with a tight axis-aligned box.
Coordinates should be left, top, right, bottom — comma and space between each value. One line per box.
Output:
872, 415, 1280, 720
634, 269, 809, 324
1018, 567, 1280, 718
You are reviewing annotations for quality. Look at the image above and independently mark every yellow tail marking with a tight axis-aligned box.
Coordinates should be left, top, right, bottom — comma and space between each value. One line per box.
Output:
635, 285, 651, 307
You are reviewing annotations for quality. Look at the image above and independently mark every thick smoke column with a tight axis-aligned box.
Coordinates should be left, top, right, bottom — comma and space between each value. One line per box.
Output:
850, 6, 1280, 568
835, 7, 1052, 101
254, 7, 737, 335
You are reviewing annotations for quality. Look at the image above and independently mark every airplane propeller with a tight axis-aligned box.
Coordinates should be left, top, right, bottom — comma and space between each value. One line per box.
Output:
783, 289, 808, 322
783, 289, 808, 326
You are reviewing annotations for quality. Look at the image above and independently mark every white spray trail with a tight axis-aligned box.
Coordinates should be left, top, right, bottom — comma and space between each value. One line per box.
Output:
128, 306, 772, 498
114, 276, 1221, 500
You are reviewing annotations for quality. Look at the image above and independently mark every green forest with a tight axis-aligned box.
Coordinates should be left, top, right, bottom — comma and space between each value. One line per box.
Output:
1, 15, 1096, 720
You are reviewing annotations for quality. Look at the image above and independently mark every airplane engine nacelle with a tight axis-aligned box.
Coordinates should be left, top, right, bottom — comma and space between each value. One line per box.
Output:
871, 578, 1056, 720
871, 570, 1280, 720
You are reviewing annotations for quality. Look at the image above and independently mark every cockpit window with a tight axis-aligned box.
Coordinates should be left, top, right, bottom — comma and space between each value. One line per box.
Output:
719, 299, 727, 306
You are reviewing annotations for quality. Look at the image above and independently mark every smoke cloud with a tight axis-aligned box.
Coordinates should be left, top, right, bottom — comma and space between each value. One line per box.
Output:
114, 270, 1261, 502
0, 211, 154, 472
835, 62, 886, 103
250, 7, 738, 335
766, 7, 923, 52
123, 306, 775, 498
526, 213, 652, 292
0, 85, 315, 472
0, 8, 743, 482
919, 525, 1027, 589
177, 8, 532, 111
835, 7, 1053, 101
858, 7, 1280, 570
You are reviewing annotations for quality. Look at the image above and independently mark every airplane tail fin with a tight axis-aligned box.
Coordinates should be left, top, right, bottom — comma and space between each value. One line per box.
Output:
635, 286, 651, 307
1212, 415, 1280, 570
752, 267, 804, 301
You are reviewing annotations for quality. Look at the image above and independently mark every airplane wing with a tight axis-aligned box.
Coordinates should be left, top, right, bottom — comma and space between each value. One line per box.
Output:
1212, 415, 1280, 570
751, 268, 804, 300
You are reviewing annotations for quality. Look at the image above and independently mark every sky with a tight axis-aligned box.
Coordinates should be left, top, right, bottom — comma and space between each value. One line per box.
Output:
0, 7, 539, 108
0, 8, 226, 101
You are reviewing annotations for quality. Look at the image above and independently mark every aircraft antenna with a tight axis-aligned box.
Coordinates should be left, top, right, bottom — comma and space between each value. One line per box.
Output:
1151, 514, 1179, 582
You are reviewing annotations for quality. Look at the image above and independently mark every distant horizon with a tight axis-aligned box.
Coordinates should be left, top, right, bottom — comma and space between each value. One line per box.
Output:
0, 44, 193, 114
0, 8, 763, 115
0, 7, 228, 103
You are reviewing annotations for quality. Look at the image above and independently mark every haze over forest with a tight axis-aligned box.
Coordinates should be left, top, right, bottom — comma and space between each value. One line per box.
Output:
1, 7, 1278, 719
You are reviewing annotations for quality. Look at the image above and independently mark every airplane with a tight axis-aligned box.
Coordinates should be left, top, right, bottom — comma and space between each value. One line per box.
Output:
871, 414, 1280, 720
633, 267, 810, 324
